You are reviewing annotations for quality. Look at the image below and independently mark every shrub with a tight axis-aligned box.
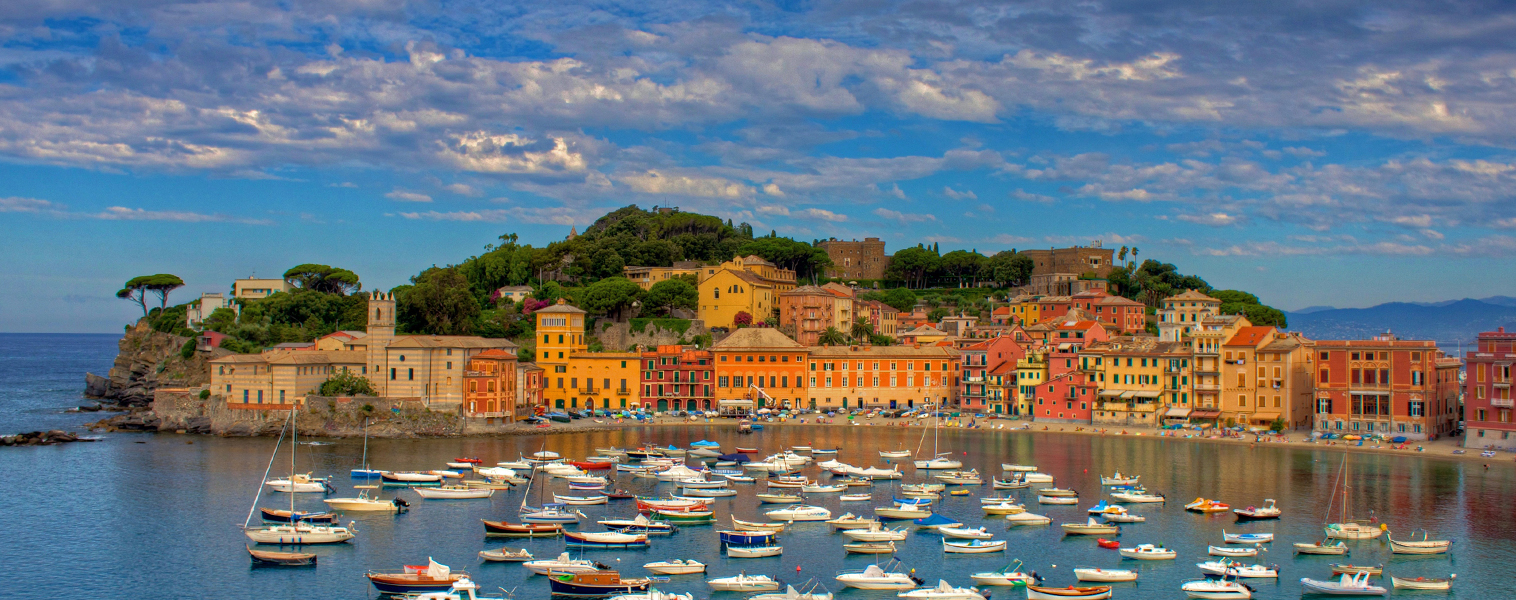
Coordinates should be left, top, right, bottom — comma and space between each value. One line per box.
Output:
198, 389, 211, 400
179, 339, 197, 359
319, 370, 376, 396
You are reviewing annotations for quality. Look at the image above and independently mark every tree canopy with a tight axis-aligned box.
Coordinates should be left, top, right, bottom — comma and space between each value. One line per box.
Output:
283, 264, 362, 295
643, 278, 698, 316
117, 274, 184, 316
397, 267, 480, 335
580, 277, 645, 321
987, 251, 1034, 288
736, 236, 833, 282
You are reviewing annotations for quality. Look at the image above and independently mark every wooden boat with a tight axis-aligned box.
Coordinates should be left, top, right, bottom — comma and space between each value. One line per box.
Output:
1387, 530, 1452, 554
548, 570, 653, 597
1073, 568, 1137, 582
569, 460, 614, 470
367, 561, 467, 595
840, 493, 871, 502
934, 470, 983, 485
478, 547, 533, 562
642, 559, 705, 575
566, 531, 650, 548
324, 486, 405, 512
599, 515, 676, 534
843, 541, 899, 555
735, 447, 758, 453
653, 508, 715, 523
1025, 584, 1113, 600
709, 573, 781, 592
1329, 564, 1383, 576
1208, 545, 1258, 557
1390, 574, 1454, 590
969, 560, 1039, 587
605, 489, 637, 500
875, 505, 932, 520
1119, 544, 1176, 560
1185, 498, 1230, 513
553, 494, 609, 505
416, 485, 493, 499
765, 505, 831, 521
1222, 531, 1273, 544
636, 497, 710, 511
1061, 518, 1119, 535
728, 545, 783, 558
1102, 512, 1145, 523
259, 508, 336, 523
1233, 499, 1281, 521
1298, 572, 1387, 596
841, 524, 908, 542
801, 484, 846, 493
757, 493, 803, 504
1180, 578, 1254, 599
247, 545, 316, 566
382, 471, 444, 486
943, 538, 1006, 553
522, 506, 584, 523
481, 521, 564, 537
881, 450, 913, 458
1293, 540, 1348, 555
719, 530, 779, 545
447, 462, 475, 469
732, 517, 787, 532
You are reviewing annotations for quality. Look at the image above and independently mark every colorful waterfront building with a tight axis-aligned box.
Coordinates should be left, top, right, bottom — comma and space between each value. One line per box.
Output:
518, 363, 544, 415
463, 349, 517, 420
711, 328, 808, 413
960, 336, 1027, 413
806, 344, 959, 410
640, 345, 715, 412
1313, 332, 1462, 440
1465, 327, 1516, 447
698, 255, 796, 329
1082, 337, 1191, 427
858, 299, 900, 338
1187, 313, 1253, 422
1013, 351, 1048, 417
534, 300, 639, 411
1214, 326, 1317, 430
778, 285, 852, 346
1157, 289, 1222, 342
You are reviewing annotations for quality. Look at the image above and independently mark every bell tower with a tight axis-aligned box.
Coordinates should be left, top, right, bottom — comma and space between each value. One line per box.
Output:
366, 291, 396, 395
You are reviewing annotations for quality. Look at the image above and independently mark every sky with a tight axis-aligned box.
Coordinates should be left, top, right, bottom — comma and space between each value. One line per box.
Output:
3, 1, 1516, 333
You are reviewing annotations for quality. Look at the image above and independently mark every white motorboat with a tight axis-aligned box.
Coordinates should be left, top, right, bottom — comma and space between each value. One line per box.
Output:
1022, 473, 1055, 483
846, 541, 900, 554
675, 477, 726, 489
757, 493, 803, 504
265, 473, 332, 493
244, 522, 355, 544
1390, 575, 1454, 590
1001, 464, 1038, 472
881, 450, 913, 458
446, 462, 475, 469
680, 488, 737, 498
475, 467, 517, 479
642, 559, 705, 575
1110, 491, 1165, 503
827, 513, 880, 530
1025, 585, 1112, 600
1118, 544, 1176, 560
383, 471, 444, 484
709, 573, 781, 591
656, 465, 705, 482
751, 585, 835, 600
1040, 496, 1079, 505
897, 580, 988, 599
1005, 512, 1053, 526
479, 547, 533, 562
1222, 531, 1273, 544
563, 474, 610, 485
523, 552, 599, 575
1040, 487, 1078, 497
835, 564, 923, 590
938, 526, 993, 539
901, 483, 947, 493
1208, 545, 1258, 557
1197, 559, 1277, 578
943, 539, 1006, 554
324, 486, 404, 512
969, 560, 1039, 587
1099, 472, 1139, 486
1180, 578, 1253, 599
553, 494, 609, 505
983, 502, 1026, 516
728, 545, 783, 558
1293, 540, 1349, 555
721, 474, 757, 483
801, 484, 846, 493
841, 524, 909, 542
1074, 568, 1138, 582
415, 485, 494, 499
606, 590, 694, 600
1298, 572, 1386, 596
1387, 530, 1452, 554
841, 493, 871, 502
532, 450, 562, 460
496, 460, 532, 469
874, 506, 932, 520
1102, 512, 1145, 523
1233, 499, 1281, 521
1061, 518, 1119, 535
520, 507, 584, 524
766, 505, 832, 521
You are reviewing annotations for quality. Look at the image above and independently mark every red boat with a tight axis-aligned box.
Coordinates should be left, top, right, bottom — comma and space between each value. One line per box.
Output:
570, 461, 614, 470
1096, 538, 1120, 549
481, 520, 565, 537
453, 457, 482, 464
735, 447, 758, 453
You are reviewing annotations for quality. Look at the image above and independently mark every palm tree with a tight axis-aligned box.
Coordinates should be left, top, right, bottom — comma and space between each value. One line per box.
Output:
850, 317, 873, 342
818, 327, 847, 346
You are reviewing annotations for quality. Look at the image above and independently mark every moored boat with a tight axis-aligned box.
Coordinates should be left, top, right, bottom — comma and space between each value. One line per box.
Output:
969, 560, 1040, 587
1298, 572, 1387, 596
1233, 499, 1281, 521
1118, 543, 1175, 560
523, 552, 603, 575
1208, 545, 1258, 557
1025, 584, 1113, 600
719, 530, 779, 545
367, 560, 467, 594
835, 563, 923, 590
1110, 491, 1166, 503
708, 573, 781, 592
1196, 559, 1278, 578
1073, 568, 1137, 582
1329, 564, 1383, 576
1005, 512, 1052, 526
845, 541, 899, 554
642, 559, 705, 575
1180, 578, 1253, 599
415, 485, 493, 499
566, 531, 650, 548
1222, 531, 1273, 544
548, 570, 653, 597
732, 517, 787, 532
1184, 498, 1230, 513
1390, 574, 1454, 590
897, 580, 989, 600
259, 507, 337, 523
1387, 530, 1452, 554
765, 505, 831, 521
1293, 540, 1348, 555
942, 538, 1006, 553
728, 545, 783, 558
478, 547, 533, 562
1060, 518, 1119, 536
247, 545, 316, 566
481, 521, 564, 538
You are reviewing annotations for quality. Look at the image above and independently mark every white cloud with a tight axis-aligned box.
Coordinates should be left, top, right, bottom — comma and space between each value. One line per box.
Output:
797, 207, 847, 222
873, 208, 936, 223
386, 190, 433, 203
618, 170, 754, 199
0, 197, 61, 214
1283, 146, 1326, 158
444, 183, 482, 196
92, 206, 272, 225
329, 182, 358, 188
439, 133, 587, 175
756, 205, 790, 216
1175, 212, 1242, 226
400, 210, 510, 222
1009, 189, 1056, 203
942, 187, 977, 200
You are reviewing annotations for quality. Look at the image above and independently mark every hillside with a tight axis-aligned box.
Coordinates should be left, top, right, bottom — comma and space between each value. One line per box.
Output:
1286, 299, 1516, 348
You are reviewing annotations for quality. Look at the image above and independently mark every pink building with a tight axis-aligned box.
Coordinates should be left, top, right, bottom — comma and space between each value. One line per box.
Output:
1465, 327, 1516, 448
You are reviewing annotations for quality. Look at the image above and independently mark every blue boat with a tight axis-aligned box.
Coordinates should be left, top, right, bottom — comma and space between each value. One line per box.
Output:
1087, 500, 1112, 514
691, 440, 722, 447
914, 513, 961, 529
750, 424, 764, 430
350, 468, 383, 478
719, 530, 778, 545
894, 497, 933, 505
717, 453, 751, 463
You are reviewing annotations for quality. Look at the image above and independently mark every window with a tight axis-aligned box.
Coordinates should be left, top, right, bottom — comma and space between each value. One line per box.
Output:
719, 376, 729, 387
1320, 369, 1329, 383
390, 368, 396, 380
1239, 395, 1247, 407
408, 368, 414, 380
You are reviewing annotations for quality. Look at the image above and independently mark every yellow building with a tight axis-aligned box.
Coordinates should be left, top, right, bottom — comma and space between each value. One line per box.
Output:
1219, 326, 1316, 429
898, 325, 952, 346
213, 350, 365, 407
232, 276, 290, 300
701, 269, 778, 329
1157, 289, 1223, 343
712, 328, 809, 412
1189, 313, 1252, 414
1006, 295, 1042, 325
1014, 351, 1049, 416
1082, 338, 1190, 427
623, 261, 703, 290
534, 300, 640, 410
807, 345, 959, 411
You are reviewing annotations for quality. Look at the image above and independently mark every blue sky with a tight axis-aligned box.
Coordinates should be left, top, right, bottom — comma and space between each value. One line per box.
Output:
3, 1, 1516, 332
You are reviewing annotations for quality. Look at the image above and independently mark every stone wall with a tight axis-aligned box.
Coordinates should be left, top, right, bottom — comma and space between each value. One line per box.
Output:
596, 319, 709, 352
143, 389, 467, 437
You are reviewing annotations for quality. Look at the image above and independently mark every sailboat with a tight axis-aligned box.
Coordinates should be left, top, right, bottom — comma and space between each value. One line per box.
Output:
351, 416, 382, 478
913, 403, 962, 470
1324, 455, 1383, 540
244, 409, 356, 545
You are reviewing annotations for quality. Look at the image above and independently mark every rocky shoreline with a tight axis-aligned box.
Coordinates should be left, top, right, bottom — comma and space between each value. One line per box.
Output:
2, 430, 99, 447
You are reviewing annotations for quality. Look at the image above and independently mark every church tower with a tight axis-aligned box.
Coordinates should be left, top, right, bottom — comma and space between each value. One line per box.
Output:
534, 299, 587, 369
366, 291, 396, 395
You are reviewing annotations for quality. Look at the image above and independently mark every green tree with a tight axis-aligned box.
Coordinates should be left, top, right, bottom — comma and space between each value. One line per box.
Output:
940, 250, 987, 288
580, 277, 645, 321
736, 237, 833, 282
818, 326, 847, 346
319, 369, 377, 396
118, 274, 185, 315
644, 278, 698, 316
850, 317, 873, 341
860, 288, 919, 313
885, 247, 940, 289
202, 307, 239, 332
987, 252, 1034, 288
283, 264, 362, 295
397, 267, 480, 335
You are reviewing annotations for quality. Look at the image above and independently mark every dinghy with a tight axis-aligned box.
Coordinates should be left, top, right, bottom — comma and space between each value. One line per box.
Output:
1180, 578, 1254, 599
1118, 544, 1175, 560
845, 541, 900, 554
1298, 572, 1387, 596
247, 545, 316, 566
1292, 540, 1348, 555
1073, 568, 1137, 582
1197, 558, 1278, 578
1387, 530, 1452, 554
1390, 575, 1454, 591
1061, 518, 1119, 535
1025, 584, 1113, 600
642, 559, 705, 575
565, 531, 650, 548
728, 545, 783, 558
1222, 531, 1273, 544
1208, 545, 1258, 557
481, 521, 564, 538
943, 538, 1006, 553
765, 505, 831, 521
478, 547, 533, 562
415, 486, 493, 499
1005, 512, 1053, 526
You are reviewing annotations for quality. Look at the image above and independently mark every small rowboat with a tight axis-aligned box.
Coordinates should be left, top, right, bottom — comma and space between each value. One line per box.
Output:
481, 521, 564, 537
1329, 564, 1383, 576
1039, 496, 1079, 505
948, 489, 972, 496
1222, 531, 1273, 544
840, 493, 871, 502
1061, 519, 1119, 536
728, 545, 783, 558
1293, 540, 1348, 555
478, 547, 533, 562
1096, 539, 1120, 549
1025, 584, 1113, 600
1118, 544, 1176, 560
732, 517, 786, 533
642, 559, 705, 575
1390, 574, 1455, 590
247, 545, 316, 566
757, 493, 803, 504
993, 478, 1031, 489
1073, 568, 1137, 583
1388, 530, 1452, 554
566, 531, 650, 548
942, 538, 1006, 553
983, 502, 1025, 515
415, 485, 493, 499
1208, 545, 1258, 557
735, 447, 759, 453
1040, 487, 1078, 497
844, 541, 898, 554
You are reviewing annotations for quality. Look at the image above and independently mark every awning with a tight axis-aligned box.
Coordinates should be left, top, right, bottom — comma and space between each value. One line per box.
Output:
1190, 409, 1222, 419
1057, 343, 1073, 350
1098, 390, 1125, 398
1250, 412, 1281, 422
1164, 407, 1192, 418
1132, 391, 1162, 399
718, 399, 755, 408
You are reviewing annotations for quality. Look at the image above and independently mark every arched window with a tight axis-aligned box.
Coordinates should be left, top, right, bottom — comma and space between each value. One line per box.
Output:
713, 288, 720, 299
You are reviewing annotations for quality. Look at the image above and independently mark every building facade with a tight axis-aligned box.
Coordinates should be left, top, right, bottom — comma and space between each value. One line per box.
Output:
463, 349, 518, 419
711, 328, 809, 413
1465, 326, 1516, 447
1314, 333, 1461, 440
1157, 289, 1222, 343
1083, 338, 1191, 427
640, 345, 715, 412
1021, 245, 1116, 278
533, 300, 638, 411
232, 277, 290, 300
778, 286, 852, 346
622, 261, 703, 290
807, 345, 959, 410
185, 292, 237, 329
818, 237, 890, 280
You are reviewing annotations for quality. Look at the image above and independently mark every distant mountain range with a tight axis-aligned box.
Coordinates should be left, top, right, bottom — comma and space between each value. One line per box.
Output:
1285, 297, 1516, 349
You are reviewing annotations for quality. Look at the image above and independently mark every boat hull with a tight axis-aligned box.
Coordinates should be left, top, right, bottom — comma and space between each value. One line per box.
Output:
1025, 585, 1113, 600
548, 577, 651, 597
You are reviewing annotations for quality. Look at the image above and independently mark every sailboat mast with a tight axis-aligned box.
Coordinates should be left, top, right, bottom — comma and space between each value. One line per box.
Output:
243, 414, 290, 529
290, 408, 297, 516
360, 416, 369, 470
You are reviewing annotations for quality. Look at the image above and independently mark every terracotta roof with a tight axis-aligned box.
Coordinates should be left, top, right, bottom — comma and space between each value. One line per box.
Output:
267, 351, 366, 365
535, 300, 586, 314
711, 328, 805, 349
988, 362, 1018, 375
992, 307, 1011, 315
1168, 289, 1221, 302
901, 325, 948, 336
473, 348, 518, 358
387, 336, 519, 350
1225, 326, 1277, 347
809, 345, 959, 358
1097, 295, 1145, 307
781, 285, 832, 296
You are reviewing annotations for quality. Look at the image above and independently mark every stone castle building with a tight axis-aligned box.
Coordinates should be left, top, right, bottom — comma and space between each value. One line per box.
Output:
818, 237, 890, 280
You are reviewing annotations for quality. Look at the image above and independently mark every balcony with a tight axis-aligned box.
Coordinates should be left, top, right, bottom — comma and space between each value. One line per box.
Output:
1493, 399, 1515, 408
964, 376, 985, 383
1194, 383, 1220, 392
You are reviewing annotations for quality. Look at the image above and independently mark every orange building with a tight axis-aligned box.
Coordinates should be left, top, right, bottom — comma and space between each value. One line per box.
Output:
711, 328, 809, 412
463, 349, 518, 419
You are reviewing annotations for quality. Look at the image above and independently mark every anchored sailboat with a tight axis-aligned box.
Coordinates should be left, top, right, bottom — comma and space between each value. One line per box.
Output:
244, 409, 355, 545
914, 403, 962, 469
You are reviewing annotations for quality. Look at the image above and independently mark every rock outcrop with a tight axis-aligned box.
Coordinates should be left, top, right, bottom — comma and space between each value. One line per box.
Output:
596, 319, 708, 352
1, 430, 97, 446
91, 389, 467, 438
84, 320, 229, 406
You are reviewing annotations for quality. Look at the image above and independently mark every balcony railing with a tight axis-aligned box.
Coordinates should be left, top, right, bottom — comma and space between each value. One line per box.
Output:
964, 376, 985, 383
1493, 398, 1515, 408
1194, 383, 1220, 391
